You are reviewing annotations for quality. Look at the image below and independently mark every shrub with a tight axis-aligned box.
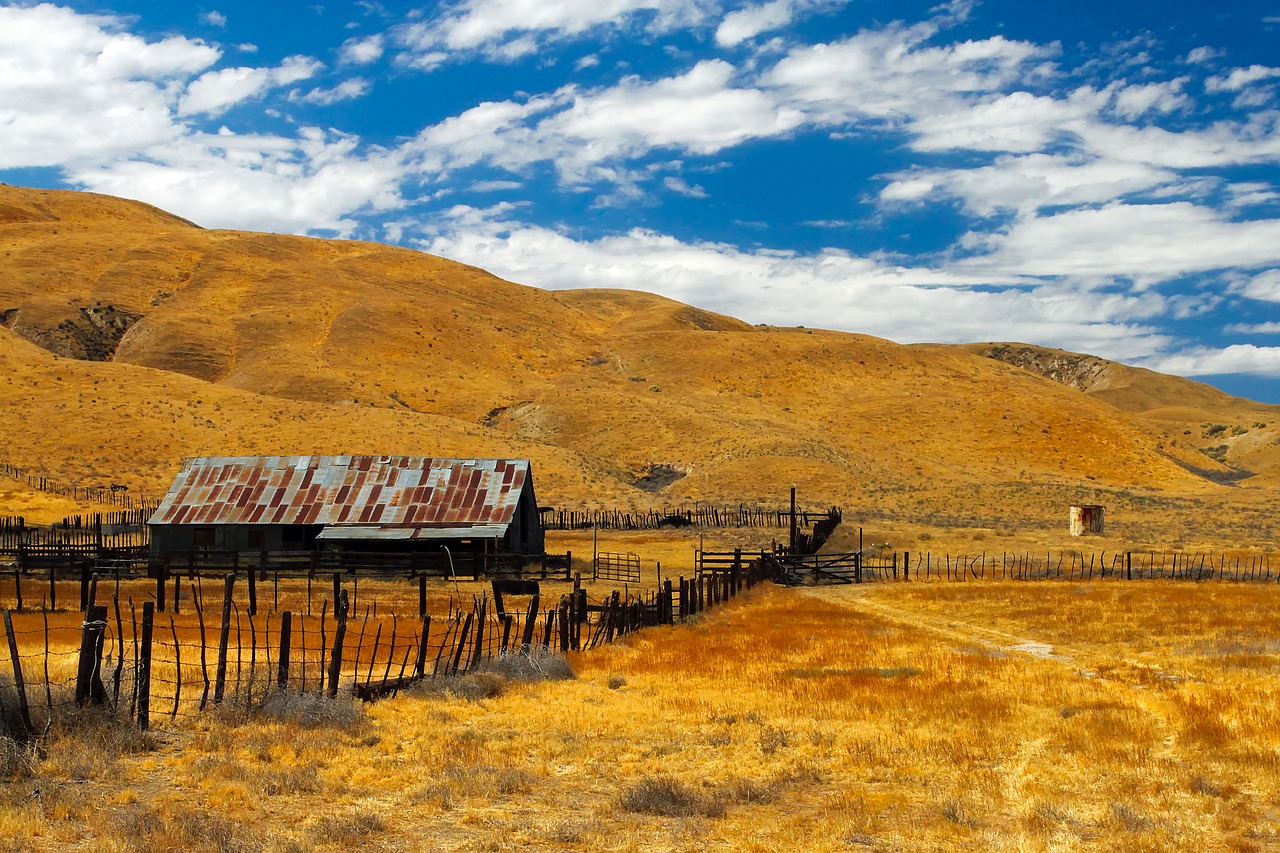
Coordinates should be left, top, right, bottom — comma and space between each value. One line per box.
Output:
247, 691, 368, 731
619, 776, 725, 818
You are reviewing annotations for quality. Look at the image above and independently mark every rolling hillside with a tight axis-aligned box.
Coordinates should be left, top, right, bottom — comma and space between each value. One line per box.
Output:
2, 184, 1278, 543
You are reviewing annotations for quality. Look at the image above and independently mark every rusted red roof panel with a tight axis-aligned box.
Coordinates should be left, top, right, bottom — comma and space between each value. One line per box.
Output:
147, 456, 533, 532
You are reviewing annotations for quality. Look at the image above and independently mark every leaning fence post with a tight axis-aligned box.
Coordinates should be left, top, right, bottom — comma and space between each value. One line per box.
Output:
4, 611, 33, 734
327, 589, 349, 697
74, 603, 109, 706
414, 615, 431, 678
138, 602, 154, 731
277, 611, 292, 690
213, 573, 235, 704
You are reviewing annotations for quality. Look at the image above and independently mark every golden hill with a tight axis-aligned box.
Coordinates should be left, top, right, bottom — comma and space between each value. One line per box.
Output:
2, 183, 1278, 544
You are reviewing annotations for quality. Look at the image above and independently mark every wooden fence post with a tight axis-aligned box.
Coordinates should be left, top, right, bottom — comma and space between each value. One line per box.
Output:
327, 589, 349, 697
521, 594, 540, 648
48, 563, 56, 612
414, 615, 431, 678
13, 570, 20, 612
74, 604, 109, 706
213, 573, 235, 704
418, 574, 427, 618
138, 602, 153, 730
277, 611, 292, 690
451, 613, 474, 674
248, 565, 257, 617
3, 611, 32, 734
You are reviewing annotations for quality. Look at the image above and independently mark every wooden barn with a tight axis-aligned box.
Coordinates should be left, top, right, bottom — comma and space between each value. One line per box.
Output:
147, 455, 543, 559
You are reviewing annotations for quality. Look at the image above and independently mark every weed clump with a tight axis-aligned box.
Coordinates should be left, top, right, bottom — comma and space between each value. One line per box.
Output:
416, 648, 574, 701
619, 776, 725, 818
310, 807, 387, 845
251, 690, 368, 731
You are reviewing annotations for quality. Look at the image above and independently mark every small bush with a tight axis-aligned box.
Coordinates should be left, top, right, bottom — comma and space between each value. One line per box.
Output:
477, 647, 575, 682
607, 675, 626, 690
619, 776, 725, 818
250, 691, 367, 731
758, 725, 792, 756
311, 808, 387, 845
0, 736, 37, 780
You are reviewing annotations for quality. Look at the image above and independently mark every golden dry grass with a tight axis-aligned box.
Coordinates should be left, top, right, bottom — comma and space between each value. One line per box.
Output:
2, 578, 1279, 851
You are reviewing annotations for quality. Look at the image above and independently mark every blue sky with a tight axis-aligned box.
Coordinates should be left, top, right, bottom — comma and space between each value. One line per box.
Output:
4, 2, 1280, 401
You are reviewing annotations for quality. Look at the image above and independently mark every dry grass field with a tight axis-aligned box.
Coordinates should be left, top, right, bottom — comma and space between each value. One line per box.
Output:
6, 185, 1280, 851
2, 575, 1278, 852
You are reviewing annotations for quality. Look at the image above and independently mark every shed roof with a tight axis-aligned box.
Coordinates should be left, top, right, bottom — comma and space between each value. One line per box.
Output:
148, 456, 532, 533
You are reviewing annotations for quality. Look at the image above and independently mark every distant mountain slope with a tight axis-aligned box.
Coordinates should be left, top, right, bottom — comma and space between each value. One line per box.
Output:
2, 184, 1277, 540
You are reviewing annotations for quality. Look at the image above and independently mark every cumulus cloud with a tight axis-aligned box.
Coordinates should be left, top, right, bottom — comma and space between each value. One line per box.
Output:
200, 10, 227, 27
1206, 65, 1280, 93
0, 4, 219, 168
179, 55, 322, 115
716, 1, 796, 47
959, 203, 1280, 284
340, 33, 385, 64
1141, 345, 1280, 377
71, 127, 406, 235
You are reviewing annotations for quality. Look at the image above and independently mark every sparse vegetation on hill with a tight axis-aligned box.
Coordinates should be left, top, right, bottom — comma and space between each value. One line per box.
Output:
2, 183, 1280, 543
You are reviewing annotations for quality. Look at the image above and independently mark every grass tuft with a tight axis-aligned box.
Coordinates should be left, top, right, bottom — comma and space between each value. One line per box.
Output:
619, 775, 726, 818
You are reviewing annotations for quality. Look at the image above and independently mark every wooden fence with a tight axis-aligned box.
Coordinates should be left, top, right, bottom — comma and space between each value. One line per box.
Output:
0, 557, 778, 736
0, 509, 151, 558
542, 504, 838, 531
821, 549, 1280, 584
0, 461, 154, 511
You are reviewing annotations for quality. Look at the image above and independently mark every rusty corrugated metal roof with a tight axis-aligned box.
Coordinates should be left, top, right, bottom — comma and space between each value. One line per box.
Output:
147, 456, 531, 533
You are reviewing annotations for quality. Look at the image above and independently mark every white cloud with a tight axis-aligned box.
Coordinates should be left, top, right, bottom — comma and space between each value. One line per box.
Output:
179, 55, 323, 115
71, 127, 406, 235
407, 60, 804, 185
1184, 46, 1221, 65
663, 175, 708, 197
1237, 269, 1280, 302
417, 205, 1171, 359
340, 33, 385, 64
960, 203, 1280, 284
1225, 321, 1280, 334
200, 10, 227, 27
1206, 65, 1280, 93
470, 179, 523, 192
763, 26, 1048, 126
0, 4, 219, 169
1110, 78, 1188, 119
397, 0, 713, 66
291, 78, 372, 105
1141, 345, 1280, 377
882, 154, 1176, 216
716, 1, 795, 47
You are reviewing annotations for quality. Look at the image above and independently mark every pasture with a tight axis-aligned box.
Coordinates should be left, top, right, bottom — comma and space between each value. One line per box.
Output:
1, 577, 1277, 851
